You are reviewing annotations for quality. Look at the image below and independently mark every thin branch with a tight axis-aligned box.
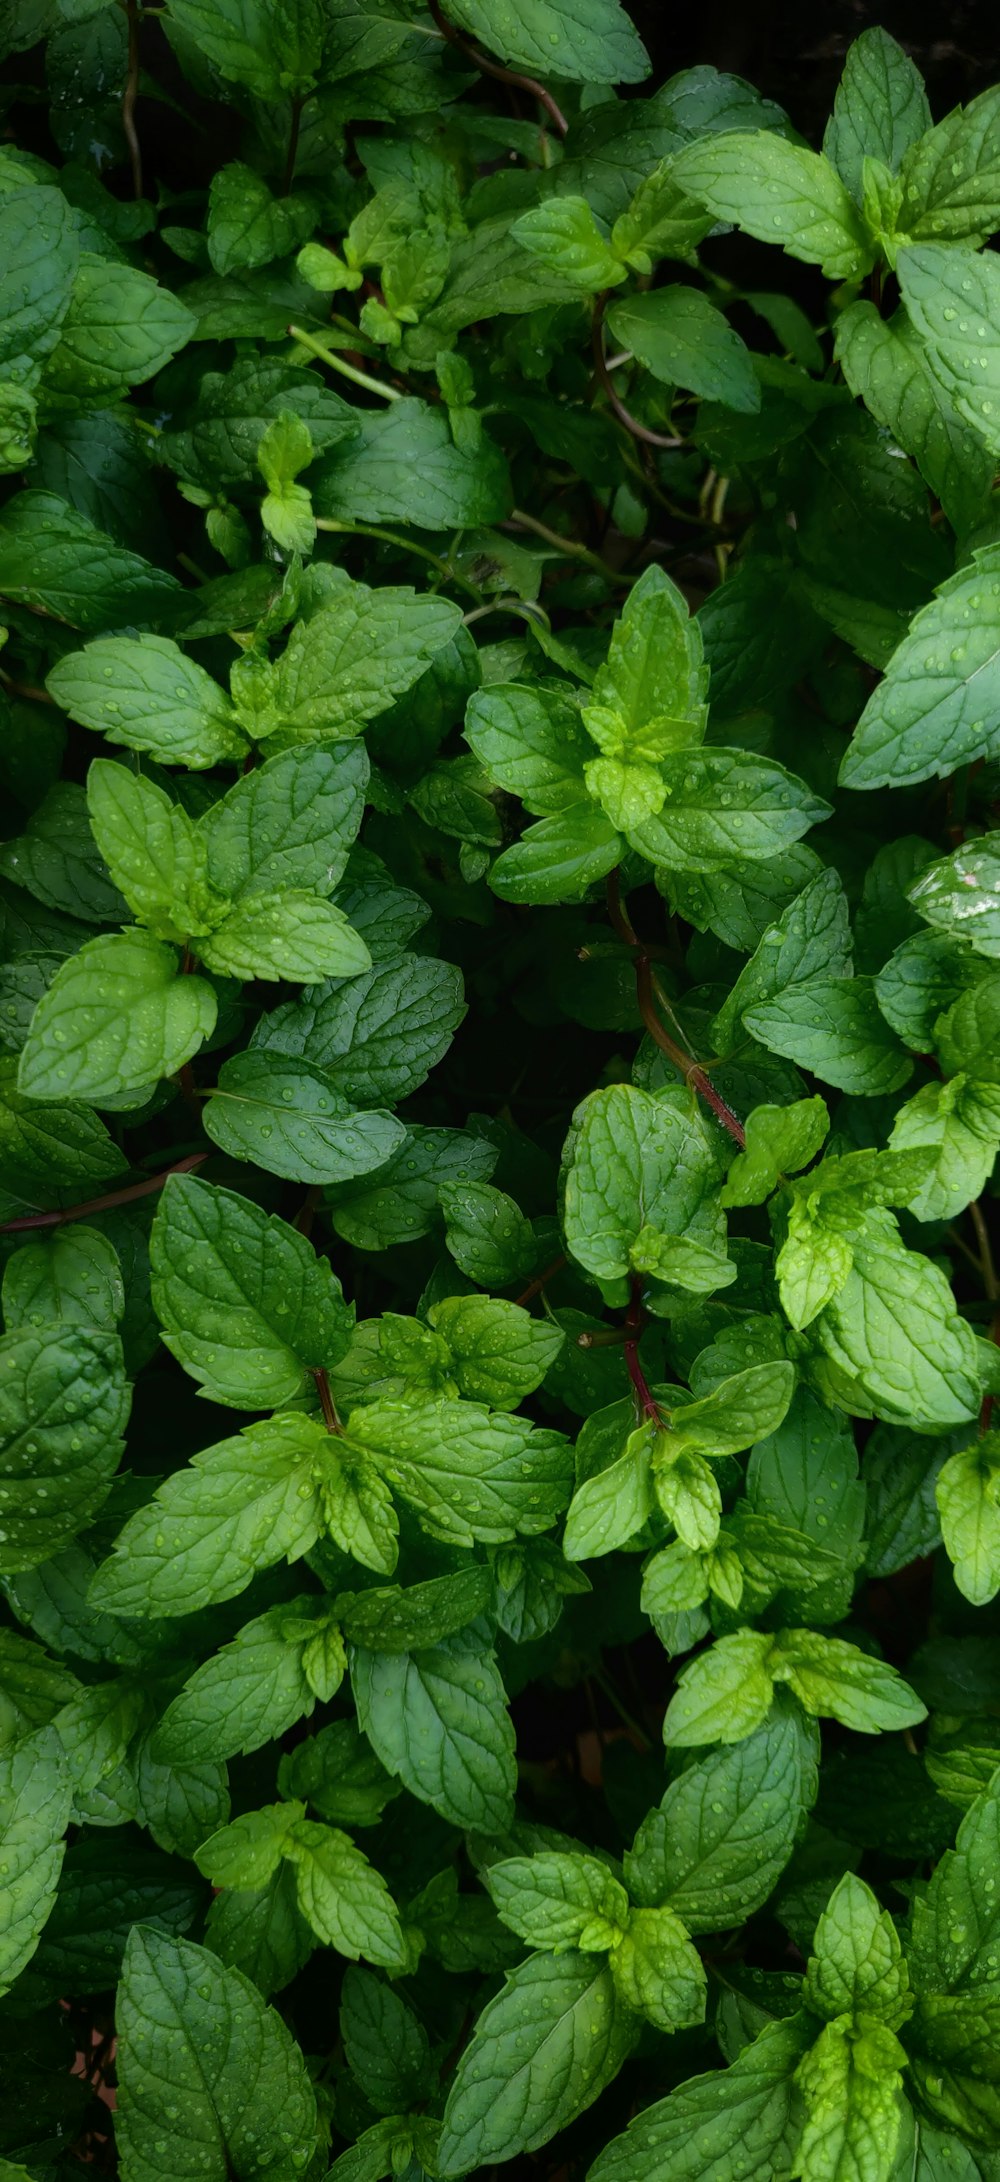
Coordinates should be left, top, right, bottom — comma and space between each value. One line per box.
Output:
592, 294, 685, 451
513, 1254, 566, 1308
287, 325, 402, 402
606, 873, 745, 1148
428, 0, 568, 136
624, 1275, 662, 1425
282, 93, 305, 196
0, 1151, 208, 1234
122, 0, 143, 199
505, 508, 616, 579
314, 517, 481, 600
970, 1198, 999, 1302
312, 1366, 342, 1433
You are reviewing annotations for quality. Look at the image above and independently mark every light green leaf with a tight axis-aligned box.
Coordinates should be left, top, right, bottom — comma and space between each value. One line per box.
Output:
86, 759, 220, 942
202, 1052, 405, 1186
806, 1218, 982, 1431
47, 634, 248, 770
115, 1927, 318, 2182
198, 890, 370, 983
17, 930, 217, 1102
671, 132, 872, 279
794, 2019, 906, 2182
347, 1396, 571, 1546
712, 867, 852, 1058
152, 1600, 339, 1765
0, 1729, 72, 1997
606, 288, 760, 412
770, 1628, 927, 1733
563, 1083, 720, 1300
824, 28, 931, 203
624, 1718, 802, 1932
351, 1631, 517, 1831
611, 158, 715, 273
201, 743, 367, 899
910, 832, 1000, 959
835, 301, 993, 535
207, 163, 315, 276
663, 1630, 776, 1748
42, 254, 194, 410
805, 1872, 910, 2028
563, 1429, 657, 1561
587, 2015, 810, 2182
611, 1906, 706, 2034
898, 246, 1000, 454
512, 198, 626, 292
427, 1295, 563, 1411
721, 1098, 830, 1210
313, 398, 512, 531
88, 1414, 329, 1617
744, 975, 912, 1095
630, 751, 831, 872
464, 683, 591, 816
489, 802, 623, 905
898, 83, 1000, 242
150, 1174, 352, 1409
584, 565, 708, 768
283, 1820, 407, 1968
936, 1435, 1000, 1606
889, 1075, 1000, 1222
335, 1569, 493, 1655
440, 0, 649, 84
270, 579, 463, 742
437, 1951, 637, 2176
486, 1852, 629, 1953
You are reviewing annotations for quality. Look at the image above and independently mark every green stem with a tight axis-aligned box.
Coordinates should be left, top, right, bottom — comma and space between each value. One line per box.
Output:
287, 324, 402, 402
314, 518, 482, 601
506, 508, 616, 579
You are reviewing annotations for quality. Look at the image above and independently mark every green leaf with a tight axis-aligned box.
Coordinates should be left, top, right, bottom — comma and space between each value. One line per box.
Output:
207, 163, 315, 276
805, 1220, 983, 1432
464, 683, 592, 816
3, 1224, 124, 1332
563, 1084, 721, 1301
41, 255, 194, 409
583, 565, 709, 770
0, 1323, 128, 1574
150, 1174, 352, 1408
437, 1951, 637, 2176
160, 357, 356, 486
794, 2019, 906, 2182
0, 779, 127, 923
47, 634, 248, 771
606, 289, 760, 412
611, 1906, 706, 2034
889, 1075, 1000, 1222
86, 759, 220, 942
17, 930, 217, 1102
744, 976, 912, 1095
805, 1872, 910, 2028
712, 867, 852, 1058
313, 398, 512, 530
936, 1436, 1000, 1606
0, 490, 182, 631
201, 743, 368, 899
347, 1396, 571, 1545
351, 1631, 517, 1831
427, 1295, 563, 1410
439, 1178, 536, 1285
824, 28, 931, 203
512, 199, 627, 293
489, 802, 624, 905
721, 1098, 830, 1210
841, 548, 1000, 789
335, 1568, 493, 1653
909, 1765, 1000, 1991
910, 832, 1000, 960
282, 1820, 407, 1969
198, 890, 370, 983
271, 580, 463, 741
0, 1054, 125, 1190
0, 183, 78, 368
563, 1428, 657, 1561
770, 1628, 927, 1733
88, 1415, 329, 1617
624, 1718, 803, 1931
630, 751, 831, 872
340, 1968, 431, 2115
115, 1927, 318, 2182
671, 132, 872, 279
440, 0, 649, 84
663, 1630, 776, 1748
835, 301, 993, 535
898, 84, 1000, 243
587, 2015, 810, 2182
0, 1730, 72, 1997
202, 1052, 405, 1185
485, 1851, 630, 1952
253, 946, 466, 1105
611, 159, 716, 273
152, 1600, 340, 1765
665, 1362, 796, 1459
897, 246, 1000, 455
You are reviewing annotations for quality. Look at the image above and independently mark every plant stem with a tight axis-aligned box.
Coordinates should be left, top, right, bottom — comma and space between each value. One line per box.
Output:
122, 0, 143, 199
591, 1665, 652, 1749
607, 872, 745, 1148
287, 325, 402, 402
505, 509, 613, 578
0, 1151, 208, 1234
312, 1366, 341, 1432
314, 517, 481, 600
428, 0, 568, 136
624, 1274, 662, 1424
592, 294, 685, 451
282, 93, 305, 195
513, 1254, 566, 1308
970, 1198, 999, 1302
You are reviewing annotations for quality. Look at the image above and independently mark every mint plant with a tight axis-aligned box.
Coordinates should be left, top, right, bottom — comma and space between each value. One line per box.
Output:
4, 6, 1000, 2179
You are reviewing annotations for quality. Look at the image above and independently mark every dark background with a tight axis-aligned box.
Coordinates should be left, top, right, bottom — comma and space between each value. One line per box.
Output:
635, 0, 1000, 134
